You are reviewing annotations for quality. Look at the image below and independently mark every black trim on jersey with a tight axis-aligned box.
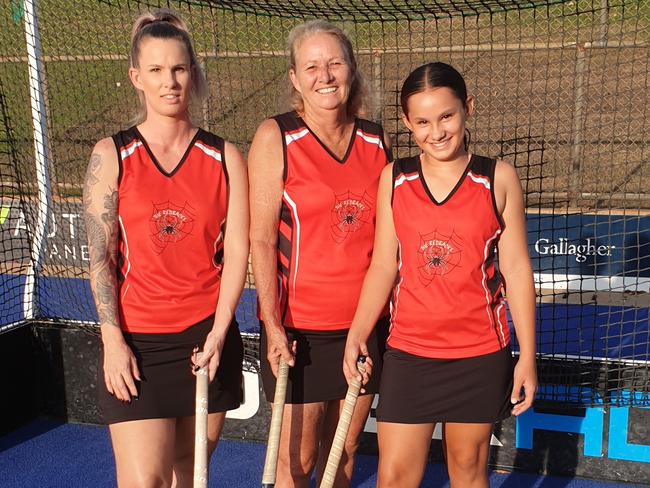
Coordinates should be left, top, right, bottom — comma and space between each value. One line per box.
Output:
277, 234, 291, 279
198, 130, 228, 184
300, 113, 359, 165
391, 155, 420, 206
384, 140, 394, 162
418, 154, 475, 206
485, 246, 503, 298
273, 111, 304, 132
395, 155, 420, 174
390, 159, 400, 206
279, 201, 293, 227
112, 128, 140, 186
468, 154, 492, 177
490, 159, 505, 230
213, 220, 226, 267
133, 126, 201, 178
278, 200, 294, 279
468, 155, 503, 229
357, 118, 392, 162
273, 112, 302, 183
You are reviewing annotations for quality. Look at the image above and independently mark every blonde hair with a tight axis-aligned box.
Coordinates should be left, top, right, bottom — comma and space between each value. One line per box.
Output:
129, 9, 207, 125
287, 20, 366, 117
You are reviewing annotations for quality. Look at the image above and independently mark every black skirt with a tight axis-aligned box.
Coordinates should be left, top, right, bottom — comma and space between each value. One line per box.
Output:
98, 316, 243, 424
376, 346, 514, 424
260, 317, 389, 404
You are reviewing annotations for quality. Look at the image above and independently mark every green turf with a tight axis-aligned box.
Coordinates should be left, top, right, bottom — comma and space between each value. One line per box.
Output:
0, 0, 648, 204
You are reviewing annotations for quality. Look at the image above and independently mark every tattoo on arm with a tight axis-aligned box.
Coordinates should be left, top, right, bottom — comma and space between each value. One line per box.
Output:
83, 152, 120, 329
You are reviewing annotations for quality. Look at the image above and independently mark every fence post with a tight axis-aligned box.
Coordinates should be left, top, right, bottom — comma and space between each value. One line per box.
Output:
371, 50, 383, 123
570, 44, 587, 208
599, 0, 609, 45
201, 60, 210, 131
22, 0, 52, 320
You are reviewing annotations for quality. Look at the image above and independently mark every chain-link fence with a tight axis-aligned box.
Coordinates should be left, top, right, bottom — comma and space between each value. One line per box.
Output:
1, 0, 648, 406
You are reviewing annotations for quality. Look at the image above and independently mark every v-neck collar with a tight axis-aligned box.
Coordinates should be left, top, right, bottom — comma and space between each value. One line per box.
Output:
299, 114, 358, 165
418, 153, 474, 206
134, 126, 201, 178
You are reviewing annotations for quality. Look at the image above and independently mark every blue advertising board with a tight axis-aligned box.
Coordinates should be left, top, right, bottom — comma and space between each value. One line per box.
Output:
528, 213, 650, 292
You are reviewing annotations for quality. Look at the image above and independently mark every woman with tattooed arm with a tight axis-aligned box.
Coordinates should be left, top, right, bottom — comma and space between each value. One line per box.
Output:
83, 10, 248, 487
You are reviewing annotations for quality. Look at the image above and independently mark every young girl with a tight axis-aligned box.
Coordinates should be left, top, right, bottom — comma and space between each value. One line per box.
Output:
84, 10, 248, 487
343, 62, 537, 487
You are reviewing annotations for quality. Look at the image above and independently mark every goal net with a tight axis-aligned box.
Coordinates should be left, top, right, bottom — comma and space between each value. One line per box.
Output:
0, 0, 648, 406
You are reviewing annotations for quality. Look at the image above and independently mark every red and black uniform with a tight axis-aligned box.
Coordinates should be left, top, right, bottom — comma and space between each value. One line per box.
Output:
389, 153, 509, 358
98, 127, 242, 424
274, 111, 391, 331
115, 127, 228, 333
261, 112, 391, 403
376, 154, 514, 424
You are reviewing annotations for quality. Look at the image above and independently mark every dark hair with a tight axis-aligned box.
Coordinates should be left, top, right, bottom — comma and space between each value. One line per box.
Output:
129, 9, 207, 124
400, 62, 467, 117
287, 20, 366, 117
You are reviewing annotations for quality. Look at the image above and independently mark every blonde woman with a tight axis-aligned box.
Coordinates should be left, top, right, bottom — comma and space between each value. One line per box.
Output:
249, 20, 392, 487
84, 10, 248, 487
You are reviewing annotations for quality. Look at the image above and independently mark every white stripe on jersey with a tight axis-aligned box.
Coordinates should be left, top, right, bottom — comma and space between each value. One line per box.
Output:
285, 128, 310, 146
394, 173, 419, 189
283, 190, 301, 296
120, 140, 143, 161
196, 141, 222, 162
494, 297, 507, 344
356, 130, 384, 148
467, 171, 491, 190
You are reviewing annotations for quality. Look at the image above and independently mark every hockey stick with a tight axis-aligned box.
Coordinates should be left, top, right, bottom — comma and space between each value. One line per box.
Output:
194, 352, 209, 488
261, 357, 289, 487
320, 356, 367, 488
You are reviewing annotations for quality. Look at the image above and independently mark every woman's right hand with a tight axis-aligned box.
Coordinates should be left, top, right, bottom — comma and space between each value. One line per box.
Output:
102, 337, 141, 402
343, 335, 373, 391
266, 326, 296, 378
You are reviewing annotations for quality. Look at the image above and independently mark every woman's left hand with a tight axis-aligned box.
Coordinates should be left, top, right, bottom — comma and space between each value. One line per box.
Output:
510, 356, 538, 416
192, 328, 228, 382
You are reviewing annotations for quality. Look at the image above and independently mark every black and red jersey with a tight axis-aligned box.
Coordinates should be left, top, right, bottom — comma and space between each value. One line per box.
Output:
273, 111, 390, 331
113, 127, 228, 333
389, 154, 509, 358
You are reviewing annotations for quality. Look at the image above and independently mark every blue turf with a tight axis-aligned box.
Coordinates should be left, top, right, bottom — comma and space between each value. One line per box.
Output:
0, 420, 645, 488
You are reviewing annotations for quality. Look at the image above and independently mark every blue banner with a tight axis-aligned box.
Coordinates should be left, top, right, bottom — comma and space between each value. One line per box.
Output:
527, 213, 650, 291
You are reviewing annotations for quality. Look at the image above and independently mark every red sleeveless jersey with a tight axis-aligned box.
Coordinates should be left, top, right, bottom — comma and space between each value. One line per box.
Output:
273, 112, 390, 331
389, 154, 509, 358
113, 127, 228, 333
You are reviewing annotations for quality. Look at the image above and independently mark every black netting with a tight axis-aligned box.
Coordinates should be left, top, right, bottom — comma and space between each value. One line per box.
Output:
1, 0, 648, 406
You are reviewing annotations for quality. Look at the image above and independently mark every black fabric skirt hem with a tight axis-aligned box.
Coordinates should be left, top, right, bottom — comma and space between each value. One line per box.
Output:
98, 315, 243, 424
376, 345, 514, 424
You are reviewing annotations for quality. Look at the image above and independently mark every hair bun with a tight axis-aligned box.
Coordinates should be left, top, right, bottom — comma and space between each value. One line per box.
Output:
131, 9, 188, 40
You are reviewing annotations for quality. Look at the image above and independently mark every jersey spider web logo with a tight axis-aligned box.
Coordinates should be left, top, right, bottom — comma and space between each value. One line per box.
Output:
417, 229, 463, 286
330, 190, 373, 243
149, 200, 196, 254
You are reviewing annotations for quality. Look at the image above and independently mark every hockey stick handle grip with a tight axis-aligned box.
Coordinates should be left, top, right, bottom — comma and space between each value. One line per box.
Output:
261, 357, 290, 486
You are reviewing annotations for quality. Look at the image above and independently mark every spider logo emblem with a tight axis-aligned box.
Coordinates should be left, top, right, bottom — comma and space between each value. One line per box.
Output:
417, 230, 463, 286
330, 190, 373, 243
149, 201, 196, 254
